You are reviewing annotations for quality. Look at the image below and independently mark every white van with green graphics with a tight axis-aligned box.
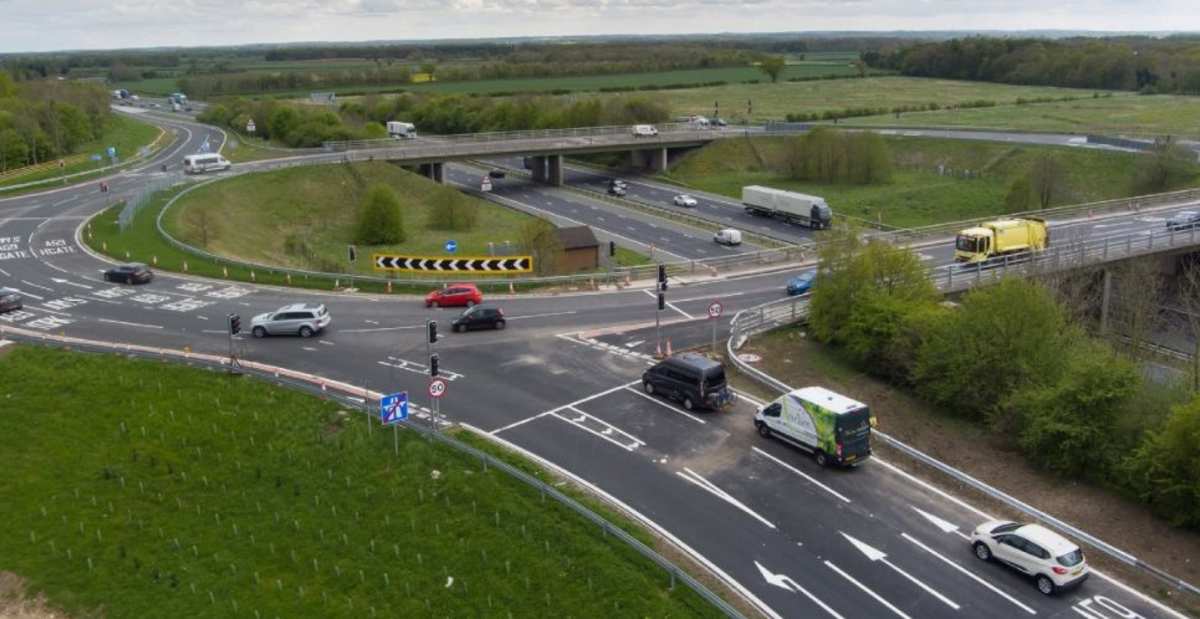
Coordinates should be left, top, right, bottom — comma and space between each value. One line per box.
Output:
754, 387, 873, 467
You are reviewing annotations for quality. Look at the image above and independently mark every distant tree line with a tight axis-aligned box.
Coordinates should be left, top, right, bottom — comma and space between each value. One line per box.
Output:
199, 93, 670, 147
865, 36, 1200, 93
0, 71, 112, 171
809, 235, 1200, 529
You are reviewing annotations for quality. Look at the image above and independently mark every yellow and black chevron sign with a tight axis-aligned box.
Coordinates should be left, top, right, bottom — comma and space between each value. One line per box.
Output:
372, 254, 534, 273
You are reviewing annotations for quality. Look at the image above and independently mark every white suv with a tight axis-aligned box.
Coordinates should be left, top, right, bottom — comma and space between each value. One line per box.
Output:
250, 303, 332, 338
673, 194, 698, 208
970, 520, 1089, 595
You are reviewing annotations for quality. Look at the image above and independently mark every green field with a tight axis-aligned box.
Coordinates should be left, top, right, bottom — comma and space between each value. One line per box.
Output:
664, 135, 1200, 229
0, 345, 719, 618
165, 163, 543, 276
652, 76, 1119, 123
849, 93, 1200, 139
0, 115, 162, 190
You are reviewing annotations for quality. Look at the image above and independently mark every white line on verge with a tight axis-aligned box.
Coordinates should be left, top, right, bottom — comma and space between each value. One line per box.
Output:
752, 446, 851, 504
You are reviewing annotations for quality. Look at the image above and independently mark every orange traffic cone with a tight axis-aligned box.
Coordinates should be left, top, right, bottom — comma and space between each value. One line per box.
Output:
666, 339, 673, 356
655, 340, 663, 358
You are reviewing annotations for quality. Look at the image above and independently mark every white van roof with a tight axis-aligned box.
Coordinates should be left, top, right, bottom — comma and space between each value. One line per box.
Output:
788, 387, 866, 414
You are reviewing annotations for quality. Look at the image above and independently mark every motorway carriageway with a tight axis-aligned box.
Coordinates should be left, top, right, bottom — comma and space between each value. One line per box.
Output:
0, 117, 1195, 619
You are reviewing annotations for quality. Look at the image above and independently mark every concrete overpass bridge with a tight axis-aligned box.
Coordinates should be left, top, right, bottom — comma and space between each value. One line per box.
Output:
321, 123, 745, 184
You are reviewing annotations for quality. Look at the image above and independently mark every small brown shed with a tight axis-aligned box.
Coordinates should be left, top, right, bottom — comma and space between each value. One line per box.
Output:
556, 226, 600, 273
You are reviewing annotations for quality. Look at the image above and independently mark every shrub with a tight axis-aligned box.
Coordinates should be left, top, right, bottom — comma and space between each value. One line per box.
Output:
1123, 396, 1200, 528
354, 184, 405, 245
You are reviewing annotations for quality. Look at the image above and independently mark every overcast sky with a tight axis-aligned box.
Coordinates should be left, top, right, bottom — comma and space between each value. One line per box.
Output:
1, 0, 1198, 53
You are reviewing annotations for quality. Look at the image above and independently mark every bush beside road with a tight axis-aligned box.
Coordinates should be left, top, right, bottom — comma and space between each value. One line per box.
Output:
0, 345, 723, 618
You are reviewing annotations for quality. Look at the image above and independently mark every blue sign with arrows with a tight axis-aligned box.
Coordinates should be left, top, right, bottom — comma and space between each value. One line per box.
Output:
444, 240, 458, 253
380, 392, 409, 425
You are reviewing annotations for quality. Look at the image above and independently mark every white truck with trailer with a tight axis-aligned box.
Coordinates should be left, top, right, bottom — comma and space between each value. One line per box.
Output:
741, 185, 832, 229
387, 121, 417, 139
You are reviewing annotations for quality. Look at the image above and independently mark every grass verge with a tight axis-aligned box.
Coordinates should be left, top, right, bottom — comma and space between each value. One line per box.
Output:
0, 344, 721, 618
662, 135, 1200, 229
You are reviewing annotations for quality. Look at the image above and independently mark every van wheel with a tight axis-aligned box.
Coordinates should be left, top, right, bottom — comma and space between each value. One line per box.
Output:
814, 450, 829, 467
757, 422, 771, 438
682, 397, 695, 411
252, 326, 266, 339
299, 326, 314, 338
973, 542, 992, 562
495, 320, 506, 330
643, 382, 655, 395
1036, 575, 1056, 596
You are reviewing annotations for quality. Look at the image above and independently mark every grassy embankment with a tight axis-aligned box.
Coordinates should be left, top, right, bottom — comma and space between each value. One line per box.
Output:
0, 115, 162, 190
849, 93, 1200, 139
662, 135, 1200, 229
0, 345, 721, 618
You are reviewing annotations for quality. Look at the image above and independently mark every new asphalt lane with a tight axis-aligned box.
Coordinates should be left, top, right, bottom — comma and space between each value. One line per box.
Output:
0, 113, 1194, 619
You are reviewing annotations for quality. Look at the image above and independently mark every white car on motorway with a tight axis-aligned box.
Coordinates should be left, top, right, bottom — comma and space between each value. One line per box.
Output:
970, 520, 1089, 595
673, 194, 698, 208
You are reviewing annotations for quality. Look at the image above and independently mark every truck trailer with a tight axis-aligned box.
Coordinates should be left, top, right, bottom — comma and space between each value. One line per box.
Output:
754, 387, 873, 467
954, 217, 1048, 264
741, 186, 832, 229
387, 121, 417, 139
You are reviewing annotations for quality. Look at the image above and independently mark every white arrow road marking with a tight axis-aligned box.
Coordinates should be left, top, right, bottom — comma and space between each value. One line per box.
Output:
901, 533, 1036, 615
840, 532, 960, 610
825, 560, 912, 619
676, 468, 775, 529
754, 561, 844, 619
912, 506, 969, 540
50, 278, 93, 290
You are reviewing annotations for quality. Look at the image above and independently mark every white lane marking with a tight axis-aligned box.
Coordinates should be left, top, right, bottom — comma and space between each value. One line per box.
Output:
201, 329, 228, 334
363, 319, 379, 325
624, 339, 645, 348
302, 346, 318, 352
900, 533, 1036, 615
676, 468, 775, 529
623, 387, 706, 425
20, 280, 54, 292
196, 315, 209, 320
754, 561, 845, 619
9, 288, 44, 301
550, 406, 644, 452
0, 267, 8, 277
544, 379, 642, 416
318, 340, 335, 346
461, 423, 784, 619
912, 506, 970, 540
341, 324, 425, 333
752, 447, 851, 504
488, 411, 553, 435
377, 356, 463, 381
505, 310, 577, 321
841, 532, 960, 610
97, 318, 164, 330
31, 305, 70, 316
825, 560, 911, 619
642, 289, 694, 319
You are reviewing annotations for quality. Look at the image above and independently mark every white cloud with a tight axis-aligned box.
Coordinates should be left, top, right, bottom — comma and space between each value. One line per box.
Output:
0, 0, 1196, 52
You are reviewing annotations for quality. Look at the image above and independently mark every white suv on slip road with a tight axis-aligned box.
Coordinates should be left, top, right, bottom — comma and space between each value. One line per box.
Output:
970, 520, 1089, 595
250, 303, 332, 338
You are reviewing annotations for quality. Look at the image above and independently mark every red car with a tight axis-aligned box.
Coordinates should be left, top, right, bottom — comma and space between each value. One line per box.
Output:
425, 283, 482, 308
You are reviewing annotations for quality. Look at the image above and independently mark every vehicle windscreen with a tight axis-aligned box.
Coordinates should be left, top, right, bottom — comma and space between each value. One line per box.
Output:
1057, 549, 1084, 567
955, 235, 978, 252
835, 407, 871, 452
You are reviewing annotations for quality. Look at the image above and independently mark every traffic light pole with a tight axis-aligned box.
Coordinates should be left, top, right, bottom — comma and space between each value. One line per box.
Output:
227, 313, 242, 374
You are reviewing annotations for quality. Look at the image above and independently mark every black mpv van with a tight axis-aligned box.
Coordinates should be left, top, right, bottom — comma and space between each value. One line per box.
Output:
641, 353, 733, 411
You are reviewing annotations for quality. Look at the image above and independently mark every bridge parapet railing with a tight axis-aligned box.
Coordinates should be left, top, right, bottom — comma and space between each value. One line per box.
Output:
323, 123, 730, 152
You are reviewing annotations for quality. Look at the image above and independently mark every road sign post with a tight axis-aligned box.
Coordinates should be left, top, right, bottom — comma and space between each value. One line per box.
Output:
707, 300, 723, 353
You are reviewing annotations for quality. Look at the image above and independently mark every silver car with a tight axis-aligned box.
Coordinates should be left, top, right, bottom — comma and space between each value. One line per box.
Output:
250, 303, 331, 338
0, 288, 22, 313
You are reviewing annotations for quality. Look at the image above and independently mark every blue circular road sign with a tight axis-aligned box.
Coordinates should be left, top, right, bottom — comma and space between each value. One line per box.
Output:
445, 240, 458, 253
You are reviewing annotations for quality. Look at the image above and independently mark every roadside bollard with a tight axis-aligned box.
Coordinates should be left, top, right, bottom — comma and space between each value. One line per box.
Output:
182, 261, 188, 272
386, 281, 392, 293
286, 274, 292, 285
152, 256, 158, 265
250, 271, 256, 282
335, 279, 340, 289
223, 266, 228, 278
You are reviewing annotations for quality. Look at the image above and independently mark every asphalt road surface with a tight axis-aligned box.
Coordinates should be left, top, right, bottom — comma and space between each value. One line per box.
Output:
0, 113, 1194, 619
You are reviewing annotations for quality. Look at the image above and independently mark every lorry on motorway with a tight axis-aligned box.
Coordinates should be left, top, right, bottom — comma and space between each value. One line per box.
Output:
954, 217, 1048, 264
387, 121, 417, 139
168, 92, 188, 105
754, 386, 873, 467
111, 89, 129, 100
741, 186, 832, 229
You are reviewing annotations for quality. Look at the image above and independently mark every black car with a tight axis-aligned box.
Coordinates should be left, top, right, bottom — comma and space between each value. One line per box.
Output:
451, 305, 506, 332
1167, 210, 1200, 231
642, 353, 733, 411
0, 288, 22, 313
488, 169, 506, 179
104, 263, 154, 284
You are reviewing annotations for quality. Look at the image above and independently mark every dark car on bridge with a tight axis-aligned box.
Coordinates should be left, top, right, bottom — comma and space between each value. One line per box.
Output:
104, 263, 154, 285
1166, 210, 1200, 231
786, 271, 816, 296
451, 305, 506, 332
0, 288, 22, 313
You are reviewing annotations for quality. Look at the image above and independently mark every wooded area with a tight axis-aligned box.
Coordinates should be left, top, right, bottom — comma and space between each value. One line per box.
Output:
0, 70, 112, 171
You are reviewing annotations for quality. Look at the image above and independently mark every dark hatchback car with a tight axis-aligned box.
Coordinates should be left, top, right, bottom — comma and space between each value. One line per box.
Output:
642, 353, 733, 411
0, 288, 23, 313
488, 169, 506, 179
104, 263, 154, 284
451, 305, 506, 332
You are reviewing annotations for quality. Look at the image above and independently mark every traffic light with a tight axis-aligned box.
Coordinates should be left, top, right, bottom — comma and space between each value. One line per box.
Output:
429, 353, 439, 377
347, 245, 357, 263
228, 313, 241, 335
658, 293, 665, 311
609, 241, 616, 257
427, 320, 438, 344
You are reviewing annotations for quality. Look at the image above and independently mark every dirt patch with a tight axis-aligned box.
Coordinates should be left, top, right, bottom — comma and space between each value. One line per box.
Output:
0, 572, 73, 619
736, 325, 1200, 617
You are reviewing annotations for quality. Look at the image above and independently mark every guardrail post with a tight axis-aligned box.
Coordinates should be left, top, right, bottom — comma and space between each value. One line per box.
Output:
1126, 234, 1132, 255
1104, 236, 1109, 260
947, 267, 953, 289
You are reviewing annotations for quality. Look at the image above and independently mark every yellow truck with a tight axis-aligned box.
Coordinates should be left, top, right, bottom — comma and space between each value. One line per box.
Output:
954, 217, 1049, 264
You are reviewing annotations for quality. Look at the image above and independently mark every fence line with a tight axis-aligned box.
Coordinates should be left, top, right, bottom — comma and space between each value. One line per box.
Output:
0, 325, 745, 618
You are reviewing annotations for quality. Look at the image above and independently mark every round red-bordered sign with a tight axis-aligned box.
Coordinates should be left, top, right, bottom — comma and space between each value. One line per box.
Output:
428, 378, 448, 399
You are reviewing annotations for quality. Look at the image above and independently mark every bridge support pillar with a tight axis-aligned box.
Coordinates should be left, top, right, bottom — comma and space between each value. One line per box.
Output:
1099, 268, 1113, 334
419, 162, 445, 184
529, 156, 548, 183
547, 155, 564, 186
631, 148, 669, 172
